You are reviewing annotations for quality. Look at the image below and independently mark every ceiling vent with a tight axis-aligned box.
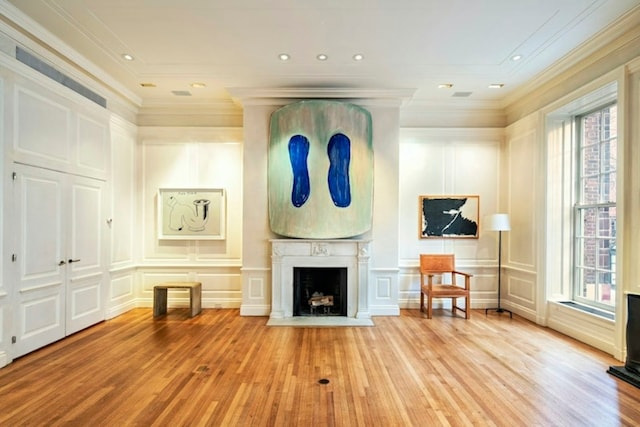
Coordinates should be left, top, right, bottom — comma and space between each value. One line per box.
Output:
15, 46, 106, 108
172, 90, 192, 96
452, 91, 473, 98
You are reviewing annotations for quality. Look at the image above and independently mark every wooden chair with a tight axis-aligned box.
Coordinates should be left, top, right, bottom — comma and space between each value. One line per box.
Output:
420, 254, 472, 319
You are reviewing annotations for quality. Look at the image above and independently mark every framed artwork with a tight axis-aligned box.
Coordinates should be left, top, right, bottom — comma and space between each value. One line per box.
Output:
158, 188, 226, 240
419, 195, 479, 239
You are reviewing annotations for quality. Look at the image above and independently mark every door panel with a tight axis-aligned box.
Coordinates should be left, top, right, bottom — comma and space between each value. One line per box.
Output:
14, 165, 66, 357
66, 177, 106, 333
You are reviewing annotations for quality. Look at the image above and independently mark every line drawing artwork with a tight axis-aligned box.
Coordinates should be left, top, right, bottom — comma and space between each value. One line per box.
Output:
158, 188, 226, 240
167, 196, 210, 231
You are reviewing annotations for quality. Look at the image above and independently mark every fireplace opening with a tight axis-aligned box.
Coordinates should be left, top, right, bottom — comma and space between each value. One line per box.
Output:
293, 267, 347, 316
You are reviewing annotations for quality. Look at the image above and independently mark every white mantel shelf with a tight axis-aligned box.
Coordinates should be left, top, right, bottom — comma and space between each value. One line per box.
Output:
268, 239, 372, 325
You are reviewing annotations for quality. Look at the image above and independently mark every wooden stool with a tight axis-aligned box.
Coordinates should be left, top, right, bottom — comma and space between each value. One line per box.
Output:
153, 282, 202, 318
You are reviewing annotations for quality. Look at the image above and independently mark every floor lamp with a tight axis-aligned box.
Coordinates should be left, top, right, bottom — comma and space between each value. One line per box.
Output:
485, 213, 513, 318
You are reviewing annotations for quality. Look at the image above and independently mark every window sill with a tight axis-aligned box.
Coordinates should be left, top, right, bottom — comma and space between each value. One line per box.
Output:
557, 301, 615, 321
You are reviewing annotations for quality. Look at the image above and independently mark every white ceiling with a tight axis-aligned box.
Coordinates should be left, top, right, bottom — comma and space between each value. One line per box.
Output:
4, 0, 640, 110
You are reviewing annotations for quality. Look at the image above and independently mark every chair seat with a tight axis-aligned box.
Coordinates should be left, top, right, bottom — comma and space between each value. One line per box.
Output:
422, 284, 469, 297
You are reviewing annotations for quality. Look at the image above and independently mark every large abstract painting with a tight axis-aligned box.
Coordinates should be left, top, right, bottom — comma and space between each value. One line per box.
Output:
419, 195, 479, 239
269, 100, 373, 238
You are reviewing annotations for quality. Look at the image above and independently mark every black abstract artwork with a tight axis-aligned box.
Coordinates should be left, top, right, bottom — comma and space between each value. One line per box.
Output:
420, 196, 479, 238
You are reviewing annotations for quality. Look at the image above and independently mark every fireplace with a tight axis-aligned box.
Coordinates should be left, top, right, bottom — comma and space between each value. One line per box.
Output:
268, 239, 372, 325
608, 293, 640, 388
294, 267, 347, 316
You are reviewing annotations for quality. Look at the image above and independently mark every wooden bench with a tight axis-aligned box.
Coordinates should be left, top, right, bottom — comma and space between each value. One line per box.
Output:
153, 282, 202, 318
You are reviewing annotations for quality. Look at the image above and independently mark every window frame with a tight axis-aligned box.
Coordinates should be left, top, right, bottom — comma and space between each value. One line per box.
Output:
572, 103, 617, 312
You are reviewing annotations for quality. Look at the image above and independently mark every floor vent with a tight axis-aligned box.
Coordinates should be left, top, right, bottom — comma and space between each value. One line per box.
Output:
15, 46, 107, 108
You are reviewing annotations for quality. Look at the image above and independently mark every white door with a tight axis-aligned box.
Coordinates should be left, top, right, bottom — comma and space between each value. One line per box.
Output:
12, 164, 66, 357
12, 164, 106, 357
66, 175, 107, 334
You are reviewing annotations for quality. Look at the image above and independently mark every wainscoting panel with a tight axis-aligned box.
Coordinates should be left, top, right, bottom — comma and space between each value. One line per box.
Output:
370, 269, 399, 315
109, 273, 135, 311
240, 267, 270, 316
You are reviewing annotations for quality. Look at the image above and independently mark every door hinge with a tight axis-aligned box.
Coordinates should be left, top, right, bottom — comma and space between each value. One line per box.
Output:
12, 172, 17, 181
11, 336, 16, 344
11, 254, 17, 262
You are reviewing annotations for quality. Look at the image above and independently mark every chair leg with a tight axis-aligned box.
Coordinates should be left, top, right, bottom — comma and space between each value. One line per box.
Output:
427, 295, 433, 319
420, 291, 424, 313
452, 297, 457, 316
466, 296, 471, 319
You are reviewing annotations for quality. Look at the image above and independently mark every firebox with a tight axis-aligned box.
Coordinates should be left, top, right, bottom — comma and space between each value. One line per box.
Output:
293, 267, 347, 316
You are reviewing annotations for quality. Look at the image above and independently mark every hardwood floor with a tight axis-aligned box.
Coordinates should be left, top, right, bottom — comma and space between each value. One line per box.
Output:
0, 308, 639, 426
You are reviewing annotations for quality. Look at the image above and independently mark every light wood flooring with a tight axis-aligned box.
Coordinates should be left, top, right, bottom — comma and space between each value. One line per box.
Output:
0, 308, 639, 426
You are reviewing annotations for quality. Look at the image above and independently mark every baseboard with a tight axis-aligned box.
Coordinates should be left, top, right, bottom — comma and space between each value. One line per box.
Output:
370, 304, 400, 316
240, 304, 270, 316
106, 300, 137, 319
0, 350, 9, 368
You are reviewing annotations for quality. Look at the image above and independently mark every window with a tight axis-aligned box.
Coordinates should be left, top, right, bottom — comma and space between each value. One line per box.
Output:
573, 104, 617, 311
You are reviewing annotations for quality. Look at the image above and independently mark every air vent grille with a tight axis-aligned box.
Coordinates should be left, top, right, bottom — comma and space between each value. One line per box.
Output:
452, 91, 473, 98
15, 47, 106, 108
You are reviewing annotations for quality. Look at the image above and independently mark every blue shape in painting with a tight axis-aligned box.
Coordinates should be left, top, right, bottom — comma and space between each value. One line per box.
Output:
327, 133, 351, 207
288, 134, 311, 207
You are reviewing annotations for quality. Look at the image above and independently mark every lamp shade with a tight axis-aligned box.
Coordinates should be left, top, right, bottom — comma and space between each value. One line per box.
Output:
485, 213, 511, 231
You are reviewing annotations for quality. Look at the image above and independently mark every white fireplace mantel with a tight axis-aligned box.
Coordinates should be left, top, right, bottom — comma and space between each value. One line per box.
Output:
268, 239, 371, 323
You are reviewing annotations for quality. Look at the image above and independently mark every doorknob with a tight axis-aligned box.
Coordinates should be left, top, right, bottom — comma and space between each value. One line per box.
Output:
68, 259, 81, 263
58, 260, 66, 266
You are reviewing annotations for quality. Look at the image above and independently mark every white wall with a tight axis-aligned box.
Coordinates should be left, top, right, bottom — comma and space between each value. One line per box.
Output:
503, 114, 540, 322
137, 127, 243, 309
398, 128, 504, 310
235, 93, 406, 317
108, 116, 137, 318
504, 58, 640, 359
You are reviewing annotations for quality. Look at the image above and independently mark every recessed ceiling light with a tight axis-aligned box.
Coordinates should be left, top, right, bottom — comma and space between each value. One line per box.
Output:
190, 82, 206, 88
438, 83, 453, 89
316, 54, 328, 61
279, 53, 290, 61
353, 53, 364, 61
140, 83, 156, 88
121, 53, 134, 61
511, 54, 523, 61
488, 84, 505, 89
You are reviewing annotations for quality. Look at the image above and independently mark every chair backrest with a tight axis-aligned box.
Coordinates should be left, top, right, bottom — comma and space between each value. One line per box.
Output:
420, 254, 455, 273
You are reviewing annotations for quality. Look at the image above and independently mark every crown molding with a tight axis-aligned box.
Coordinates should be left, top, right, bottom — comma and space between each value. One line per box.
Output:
0, 0, 142, 107
227, 87, 416, 107
504, 5, 640, 122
